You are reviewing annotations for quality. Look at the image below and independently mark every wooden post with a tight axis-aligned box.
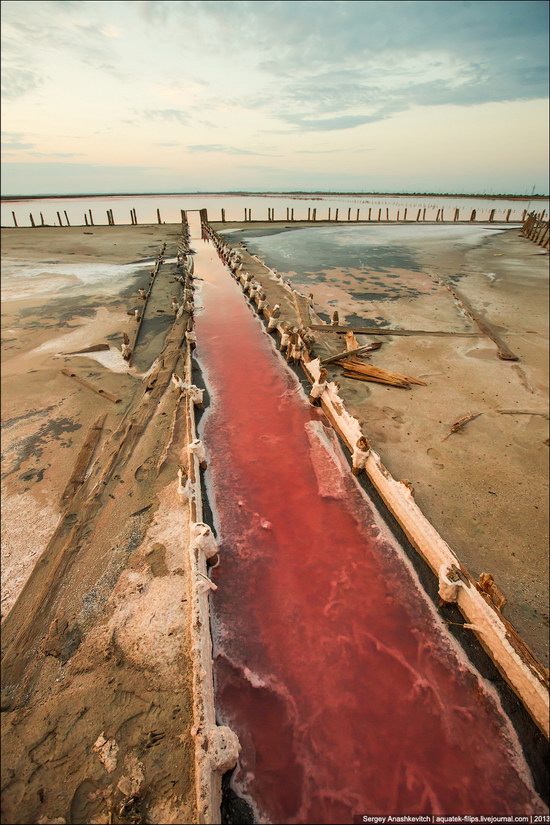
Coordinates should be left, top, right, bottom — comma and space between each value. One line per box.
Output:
470, 209, 476, 222
12, 211, 17, 227
397, 210, 400, 221
89, 209, 94, 226
308, 207, 311, 221
356, 209, 360, 221
436, 208, 440, 222
30, 213, 35, 227
416, 208, 421, 221
85, 214, 89, 226
441, 209, 444, 221
368, 208, 372, 221
506, 209, 511, 222
386, 208, 389, 221
522, 210, 527, 221
404, 208, 407, 221
328, 208, 331, 221
130, 210, 134, 225
422, 208, 426, 220
157, 208, 162, 225
348, 208, 351, 221
134, 209, 138, 224
107, 210, 111, 225
313, 208, 316, 221
291, 208, 294, 221
111, 209, 115, 225
454, 208, 459, 222
244, 208, 247, 221
378, 208, 381, 221
40, 212, 45, 226
489, 209, 495, 223
286, 208, 289, 220
57, 211, 62, 226
248, 209, 252, 221
221, 208, 226, 222
335, 208, 338, 221
64, 210, 70, 226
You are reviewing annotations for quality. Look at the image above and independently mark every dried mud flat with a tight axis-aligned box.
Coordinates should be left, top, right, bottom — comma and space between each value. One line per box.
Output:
1, 226, 197, 824
218, 222, 550, 666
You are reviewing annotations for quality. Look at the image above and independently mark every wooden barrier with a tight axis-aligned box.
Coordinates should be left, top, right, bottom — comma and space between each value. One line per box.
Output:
522, 212, 550, 249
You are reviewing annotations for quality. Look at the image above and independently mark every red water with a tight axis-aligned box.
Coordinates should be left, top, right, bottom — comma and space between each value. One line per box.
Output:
192, 235, 544, 823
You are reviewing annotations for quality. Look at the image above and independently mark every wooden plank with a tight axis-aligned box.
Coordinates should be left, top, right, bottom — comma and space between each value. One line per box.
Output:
61, 368, 121, 403
342, 370, 410, 389
441, 281, 519, 361
309, 324, 482, 338
341, 359, 426, 385
61, 415, 106, 503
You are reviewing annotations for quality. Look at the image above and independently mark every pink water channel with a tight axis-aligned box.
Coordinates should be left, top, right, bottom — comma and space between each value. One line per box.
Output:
191, 230, 545, 823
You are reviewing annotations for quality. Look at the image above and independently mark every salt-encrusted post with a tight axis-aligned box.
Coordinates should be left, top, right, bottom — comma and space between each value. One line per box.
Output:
506, 209, 511, 222
489, 209, 495, 222
64, 210, 70, 226
12, 212, 17, 227
157, 208, 162, 224
522, 210, 527, 221
30, 213, 35, 227
89, 209, 94, 226
57, 211, 62, 226
470, 209, 476, 222
40, 212, 45, 226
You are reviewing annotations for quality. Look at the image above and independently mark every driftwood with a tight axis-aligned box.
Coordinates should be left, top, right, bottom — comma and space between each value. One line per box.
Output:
65, 343, 110, 355
440, 281, 519, 361
61, 368, 121, 404
61, 415, 106, 503
497, 409, 549, 418
309, 324, 481, 338
341, 359, 426, 389
321, 341, 382, 366
443, 412, 482, 440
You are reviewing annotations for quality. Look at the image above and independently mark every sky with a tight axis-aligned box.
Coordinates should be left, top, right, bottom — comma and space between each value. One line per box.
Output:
1, 0, 549, 196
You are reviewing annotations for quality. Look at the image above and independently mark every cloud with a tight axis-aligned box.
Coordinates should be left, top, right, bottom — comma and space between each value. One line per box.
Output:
1, 67, 42, 101
1, 131, 35, 150
144, 109, 190, 124
187, 144, 270, 155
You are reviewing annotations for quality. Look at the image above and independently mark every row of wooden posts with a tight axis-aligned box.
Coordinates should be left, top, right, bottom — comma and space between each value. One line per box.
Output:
521, 212, 550, 249
9, 205, 548, 228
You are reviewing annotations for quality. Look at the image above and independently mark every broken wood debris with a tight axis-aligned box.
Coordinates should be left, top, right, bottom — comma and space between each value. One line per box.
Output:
341, 360, 426, 389
61, 368, 122, 404
443, 411, 482, 440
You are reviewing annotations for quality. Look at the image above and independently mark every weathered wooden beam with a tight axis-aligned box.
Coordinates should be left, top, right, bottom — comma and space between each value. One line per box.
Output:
320, 342, 382, 365
441, 281, 519, 361
61, 414, 106, 503
61, 368, 121, 403
309, 324, 483, 338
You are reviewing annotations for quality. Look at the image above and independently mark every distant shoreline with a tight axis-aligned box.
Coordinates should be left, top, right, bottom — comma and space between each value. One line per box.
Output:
1, 191, 548, 203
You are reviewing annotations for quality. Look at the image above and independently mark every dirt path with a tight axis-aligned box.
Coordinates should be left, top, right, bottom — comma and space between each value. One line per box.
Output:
1, 226, 198, 824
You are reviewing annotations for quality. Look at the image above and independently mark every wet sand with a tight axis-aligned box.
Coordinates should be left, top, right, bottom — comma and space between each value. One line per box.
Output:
1, 226, 197, 824
216, 222, 549, 665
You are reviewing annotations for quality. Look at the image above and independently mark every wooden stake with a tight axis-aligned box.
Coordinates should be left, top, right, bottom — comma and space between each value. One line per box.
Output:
506, 209, 511, 222
378, 208, 381, 221
57, 211, 62, 226
422, 208, 426, 220
397, 210, 400, 221
417, 208, 421, 221
157, 208, 161, 224
404, 208, 407, 221
291, 208, 294, 221
321, 342, 382, 365
470, 209, 476, 222
489, 209, 495, 222
386, 208, 389, 220
348, 208, 351, 221
328, 208, 331, 221
308, 207, 311, 221
30, 213, 35, 227
85, 214, 89, 226
221, 208, 226, 222
64, 210, 70, 226
356, 209, 360, 221
12, 211, 17, 227
89, 209, 94, 226
335, 208, 338, 221
40, 212, 45, 226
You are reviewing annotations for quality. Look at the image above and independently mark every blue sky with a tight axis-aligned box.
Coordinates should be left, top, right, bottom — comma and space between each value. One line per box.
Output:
1, 0, 548, 195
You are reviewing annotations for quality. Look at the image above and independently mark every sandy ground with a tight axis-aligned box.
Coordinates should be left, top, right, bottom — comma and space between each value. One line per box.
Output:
1, 226, 197, 824
215, 222, 549, 666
